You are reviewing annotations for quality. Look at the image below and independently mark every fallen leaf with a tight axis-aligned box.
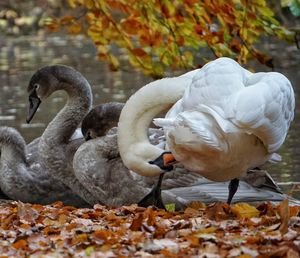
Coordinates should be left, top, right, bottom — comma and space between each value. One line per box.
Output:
130, 213, 144, 231
165, 203, 175, 212
12, 239, 27, 249
231, 203, 259, 219
278, 199, 290, 234
206, 202, 231, 221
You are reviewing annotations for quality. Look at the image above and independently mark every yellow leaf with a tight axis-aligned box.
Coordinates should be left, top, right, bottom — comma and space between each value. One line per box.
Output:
108, 54, 120, 71
85, 246, 94, 256
98, 45, 108, 54
231, 203, 259, 219
152, 62, 164, 78
68, 0, 78, 8
237, 255, 252, 258
83, 0, 95, 9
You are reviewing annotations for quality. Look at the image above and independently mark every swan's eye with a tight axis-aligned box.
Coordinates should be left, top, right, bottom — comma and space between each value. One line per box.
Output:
34, 84, 39, 90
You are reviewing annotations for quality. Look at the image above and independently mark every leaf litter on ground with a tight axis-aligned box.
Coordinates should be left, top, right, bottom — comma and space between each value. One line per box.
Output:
0, 199, 299, 257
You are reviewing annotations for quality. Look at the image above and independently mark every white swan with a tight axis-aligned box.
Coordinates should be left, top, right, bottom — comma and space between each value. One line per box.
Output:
0, 126, 88, 206
26, 65, 99, 205
74, 85, 297, 209
118, 57, 295, 204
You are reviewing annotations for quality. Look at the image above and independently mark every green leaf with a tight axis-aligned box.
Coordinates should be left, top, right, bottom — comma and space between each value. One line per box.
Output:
85, 246, 94, 256
165, 203, 175, 212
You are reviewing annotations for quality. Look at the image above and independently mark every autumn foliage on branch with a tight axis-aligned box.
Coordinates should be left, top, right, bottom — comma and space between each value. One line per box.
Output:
46, 0, 294, 77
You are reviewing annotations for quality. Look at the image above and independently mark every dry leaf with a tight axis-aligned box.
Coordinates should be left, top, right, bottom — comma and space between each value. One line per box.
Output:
129, 213, 144, 231
278, 199, 290, 234
231, 203, 260, 219
206, 202, 231, 221
1, 200, 300, 257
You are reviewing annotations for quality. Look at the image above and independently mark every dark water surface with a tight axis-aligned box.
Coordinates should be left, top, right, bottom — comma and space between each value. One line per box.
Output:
0, 34, 299, 195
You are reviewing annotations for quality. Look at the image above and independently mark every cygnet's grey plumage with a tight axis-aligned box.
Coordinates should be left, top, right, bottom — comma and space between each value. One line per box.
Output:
81, 102, 125, 140
74, 131, 190, 209
0, 126, 88, 206
27, 65, 99, 205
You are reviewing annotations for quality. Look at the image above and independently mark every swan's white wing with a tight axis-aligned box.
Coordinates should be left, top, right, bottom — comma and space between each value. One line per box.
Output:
227, 72, 295, 152
181, 57, 252, 110
155, 110, 224, 151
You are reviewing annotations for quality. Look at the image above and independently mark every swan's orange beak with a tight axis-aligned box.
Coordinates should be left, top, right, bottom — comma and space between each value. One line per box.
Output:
162, 153, 177, 167
149, 151, 177, 171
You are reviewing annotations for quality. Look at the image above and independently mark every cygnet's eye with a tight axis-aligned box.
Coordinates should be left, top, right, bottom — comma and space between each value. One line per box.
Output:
34, 84, 39, 90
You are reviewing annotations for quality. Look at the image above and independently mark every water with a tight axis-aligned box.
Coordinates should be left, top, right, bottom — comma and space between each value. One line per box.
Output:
0, 34, 299, 197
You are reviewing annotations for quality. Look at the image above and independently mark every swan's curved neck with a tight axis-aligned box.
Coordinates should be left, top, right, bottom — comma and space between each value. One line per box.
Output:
118, 76, 191, 176
42, 68, 92, 145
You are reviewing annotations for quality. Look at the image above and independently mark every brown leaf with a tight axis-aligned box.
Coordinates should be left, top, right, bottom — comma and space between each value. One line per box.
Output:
17, 201, 39, 224
131, 48, 148, 57
278, 199, 290, 235
289, 206, 300, 217
206, 202, 231, 221
71, 233, 89, 246
130, 213, 144, 231
12, 239, 27, 249
286, 248, 299, 258
188, 201, 206, 210
92, 230, 111, 244
256, 202, 276, 216
121, 18, 140, 35
259, 245, 290, 257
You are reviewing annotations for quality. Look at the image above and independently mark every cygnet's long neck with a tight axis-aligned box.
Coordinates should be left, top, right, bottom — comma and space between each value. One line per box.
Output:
118, 76, 192, 177
42, 67, 92, 145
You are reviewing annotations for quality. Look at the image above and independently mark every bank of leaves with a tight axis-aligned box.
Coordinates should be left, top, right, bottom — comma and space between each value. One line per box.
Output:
0, 200, 299, 257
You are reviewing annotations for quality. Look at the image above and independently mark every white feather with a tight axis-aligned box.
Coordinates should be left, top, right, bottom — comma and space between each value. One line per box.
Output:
154, 57, 295, 182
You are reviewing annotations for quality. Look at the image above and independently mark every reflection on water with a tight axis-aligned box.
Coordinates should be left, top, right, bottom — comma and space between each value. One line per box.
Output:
0, 34, 299, 197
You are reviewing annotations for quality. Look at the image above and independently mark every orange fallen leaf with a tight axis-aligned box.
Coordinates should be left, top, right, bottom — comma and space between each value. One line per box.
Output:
289, 206, 300, 217
12, 239, 27, 249
130, 213, 144, 231
188, 201, 206, 210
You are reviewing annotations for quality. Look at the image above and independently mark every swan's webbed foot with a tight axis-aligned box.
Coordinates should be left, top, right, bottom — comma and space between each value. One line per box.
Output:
227, 178, 239, 205
138, 173, 166, 210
